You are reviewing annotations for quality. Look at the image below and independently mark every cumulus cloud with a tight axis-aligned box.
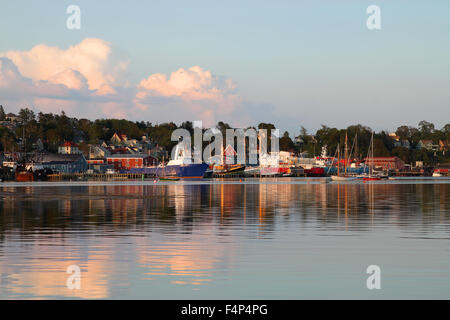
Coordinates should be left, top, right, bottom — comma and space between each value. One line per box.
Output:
0, 39, 262, 126
135, 66, 242, 126
1, 38, 128, 92
0, 56, 126, 117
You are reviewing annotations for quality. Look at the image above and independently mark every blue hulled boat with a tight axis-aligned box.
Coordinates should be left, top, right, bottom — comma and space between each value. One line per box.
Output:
128, 144, 209, 178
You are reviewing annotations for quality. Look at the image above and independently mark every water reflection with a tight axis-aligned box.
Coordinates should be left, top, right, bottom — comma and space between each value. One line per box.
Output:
0, 181, 449, 299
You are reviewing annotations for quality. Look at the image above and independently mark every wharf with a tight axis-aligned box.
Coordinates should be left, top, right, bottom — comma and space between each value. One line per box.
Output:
48, 173, 145, 181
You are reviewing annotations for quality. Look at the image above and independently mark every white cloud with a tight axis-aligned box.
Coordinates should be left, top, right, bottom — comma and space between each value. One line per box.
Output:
0, 56, 126, 117
135, 66, 242, 126
0, 39, 261, 126
1, 38, 128, 91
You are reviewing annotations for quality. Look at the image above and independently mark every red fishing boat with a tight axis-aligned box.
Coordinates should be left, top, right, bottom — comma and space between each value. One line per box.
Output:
15, 170, 34, 182
363, 176, 381, 181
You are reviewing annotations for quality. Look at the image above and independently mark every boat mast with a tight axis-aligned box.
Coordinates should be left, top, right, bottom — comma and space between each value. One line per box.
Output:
370, 132, 374, 176
337, 144, 340, 177
344, 132, 348, 175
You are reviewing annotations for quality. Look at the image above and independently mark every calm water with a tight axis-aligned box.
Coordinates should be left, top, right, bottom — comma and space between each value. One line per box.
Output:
0, 178, 449, 299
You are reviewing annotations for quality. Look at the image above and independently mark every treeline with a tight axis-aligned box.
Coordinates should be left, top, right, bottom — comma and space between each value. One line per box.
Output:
0, 106, 449, 164
293, 122, 450, 165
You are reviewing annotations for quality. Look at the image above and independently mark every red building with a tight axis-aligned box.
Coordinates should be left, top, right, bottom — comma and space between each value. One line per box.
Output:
106, 154, 157, 171
364, 156, 405, 170
87, 159, 105, 165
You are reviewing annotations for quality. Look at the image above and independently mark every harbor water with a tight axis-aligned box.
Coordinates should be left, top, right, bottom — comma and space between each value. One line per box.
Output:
0, 178, 449, 299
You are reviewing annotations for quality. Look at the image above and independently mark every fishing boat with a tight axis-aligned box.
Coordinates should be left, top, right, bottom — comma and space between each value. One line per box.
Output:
432, 171, 442, 177
159, 176, 180, 181
259, 153, 291, 177
432, 165, 450, 177
244, 166, 260, 176
15, 170, 34, 182
128, 143, 209, 178
260, 166, 290, 176
213, 163, 246, 174
212, 144, 246, 175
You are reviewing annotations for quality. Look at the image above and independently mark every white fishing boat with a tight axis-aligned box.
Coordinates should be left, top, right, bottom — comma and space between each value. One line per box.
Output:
432, 171, 442, 177
244, 166, 260, 176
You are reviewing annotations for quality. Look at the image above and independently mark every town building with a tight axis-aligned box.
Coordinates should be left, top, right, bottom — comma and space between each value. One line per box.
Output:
439, 140, 449, 154
30, 153, 88, 173
107, 132, 155, 154
106, 154, 157, 171
364, 156, 405, 171
388, 133, 411, 149
88, 145, 111, 159
86, 159, 114, 173
5, 113, 19, 122
58, 141, 81, 154
417, 140, 439, 151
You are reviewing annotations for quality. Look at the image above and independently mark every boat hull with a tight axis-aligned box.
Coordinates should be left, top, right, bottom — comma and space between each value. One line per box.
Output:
213, 164, 246, 174
330, 175, 357, 181
15, 171, 34, 182
363, 177, 381, 181
128, 163, 209, 178
260, 167, 290, 176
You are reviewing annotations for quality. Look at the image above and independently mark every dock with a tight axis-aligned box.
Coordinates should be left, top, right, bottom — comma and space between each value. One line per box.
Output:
48, 173, 145, 181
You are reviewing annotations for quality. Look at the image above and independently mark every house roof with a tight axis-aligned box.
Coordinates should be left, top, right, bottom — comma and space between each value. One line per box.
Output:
30, 153, 85, 164
61, 141, 78, 147
224, 144, 237, 156
110, 147, 130, 154
389, 135, 400, 141
107, 154, 153, 159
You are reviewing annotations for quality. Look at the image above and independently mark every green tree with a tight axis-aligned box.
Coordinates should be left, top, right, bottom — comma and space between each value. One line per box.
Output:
280, 131, 294, 151
0, 105, 6, 121
18, 108, 35, 124
418, 120, 435, 136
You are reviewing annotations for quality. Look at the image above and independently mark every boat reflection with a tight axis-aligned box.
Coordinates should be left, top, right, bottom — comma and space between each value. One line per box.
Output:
0, 181, 449, 298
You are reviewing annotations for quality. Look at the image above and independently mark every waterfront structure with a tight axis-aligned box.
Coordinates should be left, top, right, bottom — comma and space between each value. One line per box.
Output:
86, 159, 114, 173
30, 153, 88, 173
106, 154, 157, 171
364, 156, 405, 171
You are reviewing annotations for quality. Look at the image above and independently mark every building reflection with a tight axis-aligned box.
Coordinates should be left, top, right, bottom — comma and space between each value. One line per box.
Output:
0, 181, 449, 298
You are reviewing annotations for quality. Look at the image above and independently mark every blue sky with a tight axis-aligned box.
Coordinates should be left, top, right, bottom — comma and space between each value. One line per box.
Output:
0, 1, 449, 135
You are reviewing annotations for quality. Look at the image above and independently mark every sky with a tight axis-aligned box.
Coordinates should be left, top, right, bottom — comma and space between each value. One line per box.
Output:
0, 0, 449, 135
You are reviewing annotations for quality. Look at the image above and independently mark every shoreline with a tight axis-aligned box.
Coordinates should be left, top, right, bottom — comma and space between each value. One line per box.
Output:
1, 176, 450, 187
